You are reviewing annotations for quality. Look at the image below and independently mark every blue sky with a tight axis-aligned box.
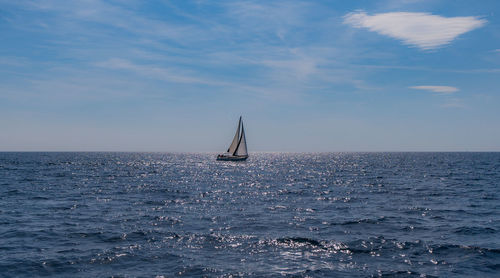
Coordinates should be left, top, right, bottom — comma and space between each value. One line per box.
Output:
1, 0, 499, 151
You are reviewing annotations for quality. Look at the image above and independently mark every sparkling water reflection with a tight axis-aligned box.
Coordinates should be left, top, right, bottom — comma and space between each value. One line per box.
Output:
0, 152, 499, 277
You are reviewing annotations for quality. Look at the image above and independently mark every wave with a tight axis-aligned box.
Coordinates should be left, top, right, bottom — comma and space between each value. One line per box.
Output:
328, 216, 392, 226
276, 237, 323, 247
453, 226, 497, 235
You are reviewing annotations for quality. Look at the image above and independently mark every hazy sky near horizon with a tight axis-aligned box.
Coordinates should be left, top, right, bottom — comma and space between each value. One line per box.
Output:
1, 0, 499, 151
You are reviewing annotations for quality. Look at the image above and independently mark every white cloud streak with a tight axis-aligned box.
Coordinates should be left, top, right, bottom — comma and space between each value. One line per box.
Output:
409, 85, 458, 94
343, 11, 486, 50
441, 98, 465, 108
94, 58, 214, 85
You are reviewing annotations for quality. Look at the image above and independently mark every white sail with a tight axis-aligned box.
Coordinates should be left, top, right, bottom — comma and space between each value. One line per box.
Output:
234, 122, 248, 156
227, 117, 241, 154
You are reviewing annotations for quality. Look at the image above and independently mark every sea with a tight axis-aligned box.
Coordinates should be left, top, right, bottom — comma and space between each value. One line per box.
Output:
0, 152, 499, 277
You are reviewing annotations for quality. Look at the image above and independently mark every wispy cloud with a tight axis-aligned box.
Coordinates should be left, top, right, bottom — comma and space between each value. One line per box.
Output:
225, 1, 308, 41
442, 98, 465, 108
343, 11, 486, 50
409, 85, 458, 94
94, 58, 214, 85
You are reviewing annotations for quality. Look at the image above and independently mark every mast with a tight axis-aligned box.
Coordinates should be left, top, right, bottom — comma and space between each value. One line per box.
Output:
227, 116, 241, 153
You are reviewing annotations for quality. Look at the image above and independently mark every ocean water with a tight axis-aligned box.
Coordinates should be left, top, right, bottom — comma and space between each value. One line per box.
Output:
0, 152, 499, 277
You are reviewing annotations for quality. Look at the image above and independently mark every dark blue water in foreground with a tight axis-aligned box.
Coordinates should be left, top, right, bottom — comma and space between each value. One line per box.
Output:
1, 152, 499, 277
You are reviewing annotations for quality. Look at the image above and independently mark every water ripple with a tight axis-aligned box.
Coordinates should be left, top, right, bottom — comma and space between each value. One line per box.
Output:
0, 152, 499, 277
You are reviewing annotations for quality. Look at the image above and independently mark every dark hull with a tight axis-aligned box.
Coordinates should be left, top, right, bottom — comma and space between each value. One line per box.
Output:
216, 155, 248, 161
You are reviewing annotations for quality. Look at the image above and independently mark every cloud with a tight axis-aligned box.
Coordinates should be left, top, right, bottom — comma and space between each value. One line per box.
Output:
225, 1, 308, 40
343, 11, 486, 50
409, 85, 458, 94
442, 98, 465, 108
94, 58, 227, 86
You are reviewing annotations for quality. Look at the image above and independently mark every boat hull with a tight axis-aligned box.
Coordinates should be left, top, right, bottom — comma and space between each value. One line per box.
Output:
216, 155, 248, 161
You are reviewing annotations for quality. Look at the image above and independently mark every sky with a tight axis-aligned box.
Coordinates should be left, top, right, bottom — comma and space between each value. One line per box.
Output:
1, 0, 499, 152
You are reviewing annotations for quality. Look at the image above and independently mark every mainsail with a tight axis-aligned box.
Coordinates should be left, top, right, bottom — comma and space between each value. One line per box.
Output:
234, 122, 247, 156
227, 117, 241, 154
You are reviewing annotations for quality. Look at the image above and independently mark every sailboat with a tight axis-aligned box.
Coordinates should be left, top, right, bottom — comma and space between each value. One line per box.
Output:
217, 116, 248, 161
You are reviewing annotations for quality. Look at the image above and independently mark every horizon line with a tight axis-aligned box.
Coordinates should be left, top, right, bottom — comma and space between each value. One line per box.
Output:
1, 150, 499, 153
